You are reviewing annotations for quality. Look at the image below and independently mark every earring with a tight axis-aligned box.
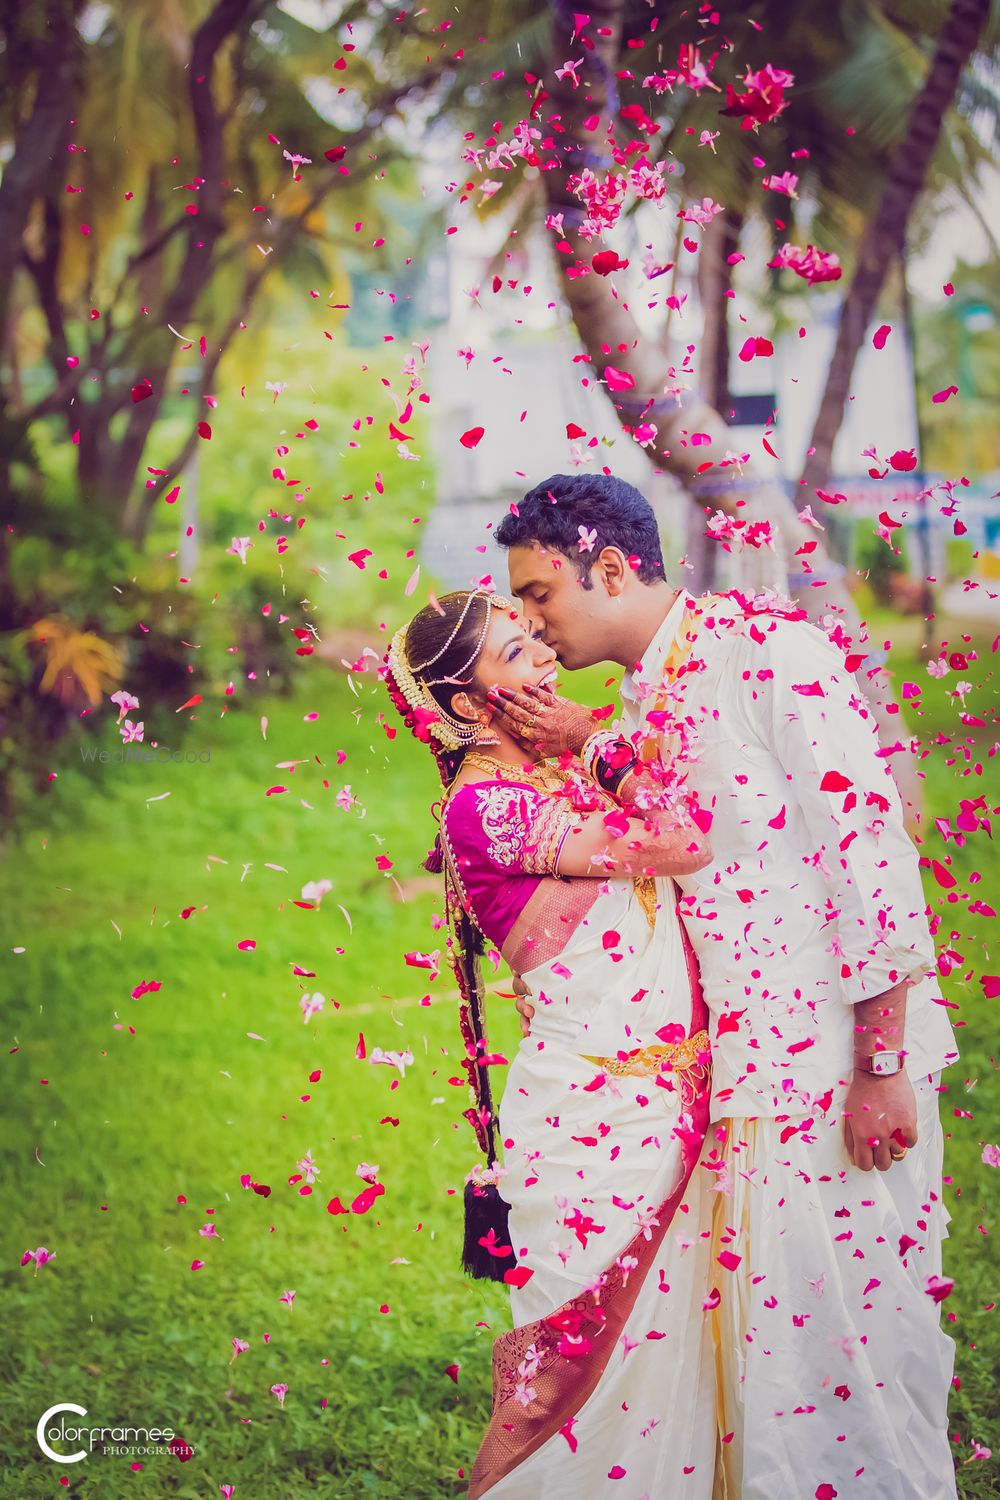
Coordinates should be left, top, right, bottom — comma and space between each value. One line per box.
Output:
475, 716, 501, 747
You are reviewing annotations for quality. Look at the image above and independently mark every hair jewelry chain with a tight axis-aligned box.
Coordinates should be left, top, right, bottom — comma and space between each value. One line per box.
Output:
384, 589, 516, 752
407, 588, 481, 674
424, 598, 493, 688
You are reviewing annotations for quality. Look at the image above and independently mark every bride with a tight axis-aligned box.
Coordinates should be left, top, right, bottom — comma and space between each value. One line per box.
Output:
382, 588, 718, 1498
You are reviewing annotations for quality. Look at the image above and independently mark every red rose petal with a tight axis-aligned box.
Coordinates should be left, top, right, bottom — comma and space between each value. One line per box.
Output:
503, 1265, 535, 1288
351, 1182, 385, 1214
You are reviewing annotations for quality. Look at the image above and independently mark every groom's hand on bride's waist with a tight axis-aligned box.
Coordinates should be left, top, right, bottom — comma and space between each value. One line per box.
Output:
512, 975, 535, 1038
486, 684, 594, 757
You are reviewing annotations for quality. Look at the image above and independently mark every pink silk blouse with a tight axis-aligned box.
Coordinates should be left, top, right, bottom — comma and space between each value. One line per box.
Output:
439, 779, 581, 949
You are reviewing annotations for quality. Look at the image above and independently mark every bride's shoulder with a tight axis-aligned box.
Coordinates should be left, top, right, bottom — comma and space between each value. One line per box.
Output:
444, 774, 550, 830
442, 772, 506, 819
441, 775, 479, 817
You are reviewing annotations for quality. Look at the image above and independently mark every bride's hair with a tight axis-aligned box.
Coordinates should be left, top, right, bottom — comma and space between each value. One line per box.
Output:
404, 592, 493, 705
384, 590, 496, 801
382, 592, 511, 1281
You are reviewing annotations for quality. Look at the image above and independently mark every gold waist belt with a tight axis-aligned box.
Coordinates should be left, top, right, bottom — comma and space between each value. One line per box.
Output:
581, 1028, 711, 1079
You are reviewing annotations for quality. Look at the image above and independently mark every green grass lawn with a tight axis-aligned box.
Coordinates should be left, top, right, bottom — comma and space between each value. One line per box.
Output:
0, 628, 997, 1497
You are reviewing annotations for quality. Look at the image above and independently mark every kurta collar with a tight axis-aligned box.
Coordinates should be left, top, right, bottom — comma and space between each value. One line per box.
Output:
620, 588, 693, 706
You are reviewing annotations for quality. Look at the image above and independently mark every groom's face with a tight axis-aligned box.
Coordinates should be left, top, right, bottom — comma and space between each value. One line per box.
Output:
506, 542, 615, 671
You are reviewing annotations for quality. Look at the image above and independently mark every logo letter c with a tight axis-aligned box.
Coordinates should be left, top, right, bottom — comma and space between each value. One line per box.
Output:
37, 1403, 88, 1463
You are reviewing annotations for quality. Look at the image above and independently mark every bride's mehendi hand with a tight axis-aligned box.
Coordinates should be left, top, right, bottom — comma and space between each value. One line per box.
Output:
485, 684, 594, 757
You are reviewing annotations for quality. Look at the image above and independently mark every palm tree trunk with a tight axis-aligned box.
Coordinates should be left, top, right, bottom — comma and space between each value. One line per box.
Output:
0, 1, 80, 346
800, 0, 990, 497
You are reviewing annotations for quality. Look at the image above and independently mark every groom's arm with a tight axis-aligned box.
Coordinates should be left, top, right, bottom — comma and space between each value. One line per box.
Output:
755, 617, 935, 1003
845, 978, 918, 1172
751, 618, 935, 1171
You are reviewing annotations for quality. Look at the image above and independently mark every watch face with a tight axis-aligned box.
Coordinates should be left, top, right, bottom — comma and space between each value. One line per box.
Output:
871, 1052, 900, 1075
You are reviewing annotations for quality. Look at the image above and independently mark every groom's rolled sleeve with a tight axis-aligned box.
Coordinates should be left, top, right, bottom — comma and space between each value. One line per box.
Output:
752, 618, 935, 1004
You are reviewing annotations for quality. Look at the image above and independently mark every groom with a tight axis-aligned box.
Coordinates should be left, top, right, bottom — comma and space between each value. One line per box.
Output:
488, 473, 960, 1499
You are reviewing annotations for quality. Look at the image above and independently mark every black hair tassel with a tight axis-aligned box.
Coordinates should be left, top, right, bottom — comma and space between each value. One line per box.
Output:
462, 1176, 513, 1283
443, 872, 514, 1282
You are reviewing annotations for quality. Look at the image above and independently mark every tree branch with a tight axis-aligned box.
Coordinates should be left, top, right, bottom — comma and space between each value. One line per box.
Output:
800, 0, 991, 496
0, 0, 81, 399
19, 198, 77, 435
118, 215, 191, 287
100, 0, 262, 510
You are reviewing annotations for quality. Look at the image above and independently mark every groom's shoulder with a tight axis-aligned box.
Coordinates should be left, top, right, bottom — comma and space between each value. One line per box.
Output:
687, 588, 811, 642
703, 587, 809, 622
685, 591, 854, 685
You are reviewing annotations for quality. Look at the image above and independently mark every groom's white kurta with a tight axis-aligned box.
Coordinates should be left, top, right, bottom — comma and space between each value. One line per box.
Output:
618, 590, 960, 1500
619, 590, 958, 1118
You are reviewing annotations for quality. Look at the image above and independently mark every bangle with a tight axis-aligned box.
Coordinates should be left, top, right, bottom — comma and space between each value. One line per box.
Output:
580, 730, 611, 777
551, 823, 573, 877
581, 730, 638, 795
580, 730, 612, 783
596, 758, 633, 796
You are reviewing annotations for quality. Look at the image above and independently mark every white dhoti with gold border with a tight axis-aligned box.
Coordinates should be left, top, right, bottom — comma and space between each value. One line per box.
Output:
708, 1071, 958, 1500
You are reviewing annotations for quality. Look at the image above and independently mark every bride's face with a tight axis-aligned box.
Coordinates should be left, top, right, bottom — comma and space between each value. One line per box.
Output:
463, 608, 558, 712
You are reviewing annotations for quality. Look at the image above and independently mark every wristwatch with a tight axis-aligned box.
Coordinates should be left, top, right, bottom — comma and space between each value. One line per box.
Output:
854, 1050, 904, 1077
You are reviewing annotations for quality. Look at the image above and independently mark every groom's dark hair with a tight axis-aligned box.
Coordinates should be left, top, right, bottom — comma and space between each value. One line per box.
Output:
494, 473, 666, 588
